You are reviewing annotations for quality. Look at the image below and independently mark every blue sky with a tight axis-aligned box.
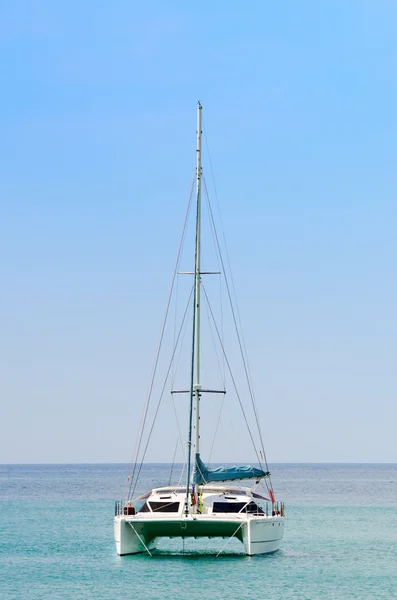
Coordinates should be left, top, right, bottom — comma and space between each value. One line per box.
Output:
0, 0, 396, 463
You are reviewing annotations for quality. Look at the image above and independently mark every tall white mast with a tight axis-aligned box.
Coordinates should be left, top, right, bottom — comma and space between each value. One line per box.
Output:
185, 102, 203, 514
194, 101, 202, 458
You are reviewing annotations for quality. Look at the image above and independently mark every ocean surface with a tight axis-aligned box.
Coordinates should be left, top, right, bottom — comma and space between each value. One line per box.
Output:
1, 463, 396, 599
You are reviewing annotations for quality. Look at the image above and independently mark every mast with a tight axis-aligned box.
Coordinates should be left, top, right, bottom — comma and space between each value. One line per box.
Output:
185, 101, 202, 514
194, 101, 202, 457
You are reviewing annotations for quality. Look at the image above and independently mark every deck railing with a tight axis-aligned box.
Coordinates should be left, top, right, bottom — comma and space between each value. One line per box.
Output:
115, 500, 136, 516
115, 499, 285, 517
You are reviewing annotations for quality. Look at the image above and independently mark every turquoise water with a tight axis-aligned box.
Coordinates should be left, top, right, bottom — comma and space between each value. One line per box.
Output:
1, 464, 397, 599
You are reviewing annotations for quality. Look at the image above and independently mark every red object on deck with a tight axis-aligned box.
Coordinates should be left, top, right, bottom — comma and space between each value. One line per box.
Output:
269, 489, 275, 503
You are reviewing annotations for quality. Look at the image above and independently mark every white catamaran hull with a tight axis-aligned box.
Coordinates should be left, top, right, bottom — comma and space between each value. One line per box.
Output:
114, 514, 284, 556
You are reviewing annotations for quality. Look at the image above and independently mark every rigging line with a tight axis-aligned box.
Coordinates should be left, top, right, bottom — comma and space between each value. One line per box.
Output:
202, 159, 259, 432
171, 386, 186, 464
202, 132, 247, 371
201, 283, 264, 472
203, 180, 226, 386
185, 203, 199, 513
177, 460, 186, 486
126, 177, 195, 501
201, 290, 227, 464
171, 169, 195, 387
171, 262, 179, 387
203, 181, 223, 278
203, 176, 268, 474
171, 290, 193, 390
207, 387, 226, 464
220, 264, 225, 385
202, 127, 226, 383
204, 124, 249, 404
128, 523, 152, 557
202, 122, 220, 209
203, 177, 272, 483
168, 438, 179, 485
202, 287, 226, 389
216, 521, 245, 557
203, 175, 249, 370
203, 175, 246, 369
130, 285, 194, 499
194, 457, 208, 484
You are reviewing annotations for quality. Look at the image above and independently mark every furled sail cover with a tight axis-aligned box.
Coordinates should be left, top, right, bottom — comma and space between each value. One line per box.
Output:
193, 453, 270, 485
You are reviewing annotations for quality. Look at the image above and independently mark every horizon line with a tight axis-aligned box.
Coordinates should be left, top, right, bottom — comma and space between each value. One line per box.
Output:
1, 461, 397, 466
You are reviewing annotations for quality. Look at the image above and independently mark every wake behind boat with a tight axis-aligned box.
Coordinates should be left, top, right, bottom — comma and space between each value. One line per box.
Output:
114, 103, 285, 556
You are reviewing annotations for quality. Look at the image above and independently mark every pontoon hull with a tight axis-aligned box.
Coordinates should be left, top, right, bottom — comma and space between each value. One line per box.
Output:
114, 515, 284, 556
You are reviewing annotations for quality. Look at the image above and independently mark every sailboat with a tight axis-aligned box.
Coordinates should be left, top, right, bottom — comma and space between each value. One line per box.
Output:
114, 103, 285, 556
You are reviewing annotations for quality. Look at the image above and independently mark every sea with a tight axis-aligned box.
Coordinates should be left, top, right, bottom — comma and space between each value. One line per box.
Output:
1, 463, 396, 599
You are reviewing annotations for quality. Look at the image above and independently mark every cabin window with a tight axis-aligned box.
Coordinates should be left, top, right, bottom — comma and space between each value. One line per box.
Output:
245, 502, 264, 515
212, 502, 247, 513
212, 501, 264, 514
149, 501, 180, 513
139, 502, 150, 513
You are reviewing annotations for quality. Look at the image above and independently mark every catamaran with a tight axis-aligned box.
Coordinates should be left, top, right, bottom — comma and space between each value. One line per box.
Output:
114, 103, 285, 556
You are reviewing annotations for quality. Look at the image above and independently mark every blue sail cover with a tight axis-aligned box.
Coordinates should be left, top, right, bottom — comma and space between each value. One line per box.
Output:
193, 453, 270, 485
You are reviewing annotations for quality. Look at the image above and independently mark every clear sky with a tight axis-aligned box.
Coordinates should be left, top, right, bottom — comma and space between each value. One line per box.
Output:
0, 0, 396, 464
